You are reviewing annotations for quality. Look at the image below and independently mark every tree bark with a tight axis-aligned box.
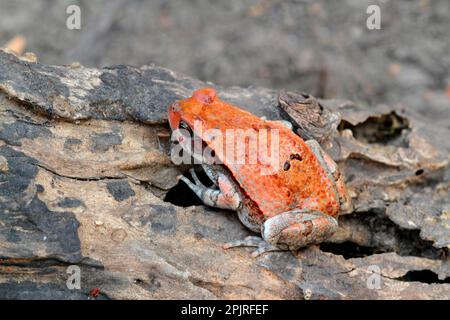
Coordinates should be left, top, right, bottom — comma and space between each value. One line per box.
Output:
0, 51, 448, 299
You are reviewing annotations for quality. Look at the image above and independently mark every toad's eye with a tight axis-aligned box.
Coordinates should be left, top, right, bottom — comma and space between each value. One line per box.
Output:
171, 102, 180, 112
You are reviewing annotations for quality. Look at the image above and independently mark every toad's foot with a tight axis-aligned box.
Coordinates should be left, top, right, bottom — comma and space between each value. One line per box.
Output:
223, 236, 282, 258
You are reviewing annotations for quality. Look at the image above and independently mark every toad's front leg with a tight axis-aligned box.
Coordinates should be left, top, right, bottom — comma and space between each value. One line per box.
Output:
225, 210, 338, 257
178, 166, 241, 211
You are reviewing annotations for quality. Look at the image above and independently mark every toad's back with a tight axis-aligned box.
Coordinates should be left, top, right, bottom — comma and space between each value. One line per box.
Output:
173, 88, 340, 218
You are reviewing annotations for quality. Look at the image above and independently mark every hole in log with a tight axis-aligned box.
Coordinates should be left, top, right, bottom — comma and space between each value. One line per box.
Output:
338, 111, 409, 146
395, 270, 450, 284
319, 241, 383, 259
163, 168, 213, 207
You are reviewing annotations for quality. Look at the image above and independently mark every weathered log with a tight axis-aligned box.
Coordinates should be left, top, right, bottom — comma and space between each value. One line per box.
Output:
0, 51, 448, 299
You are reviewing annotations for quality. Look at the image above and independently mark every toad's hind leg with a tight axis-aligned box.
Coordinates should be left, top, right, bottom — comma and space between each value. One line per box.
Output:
262, 210, 338, 249
179, 167, 241, 210
224, 209, 338, 257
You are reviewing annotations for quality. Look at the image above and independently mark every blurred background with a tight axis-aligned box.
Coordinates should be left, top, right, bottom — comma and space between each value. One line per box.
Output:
0, 0, 449, 118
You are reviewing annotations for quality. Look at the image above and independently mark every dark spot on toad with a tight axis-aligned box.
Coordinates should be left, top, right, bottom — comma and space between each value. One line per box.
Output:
290, 153, 302, 161
283, 160, 291, 171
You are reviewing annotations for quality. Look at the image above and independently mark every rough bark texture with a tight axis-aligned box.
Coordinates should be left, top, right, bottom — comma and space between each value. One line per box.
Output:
0, 51, 448, 300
